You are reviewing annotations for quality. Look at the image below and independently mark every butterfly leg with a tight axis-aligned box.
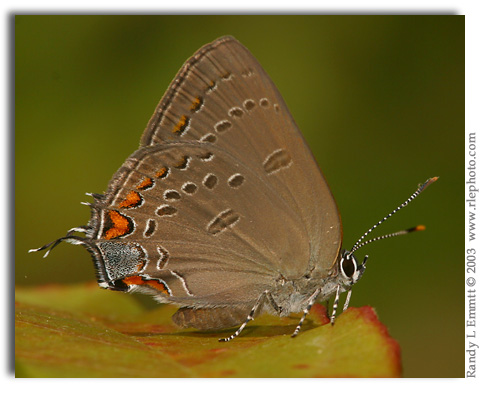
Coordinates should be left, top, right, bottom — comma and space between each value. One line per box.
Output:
265, 291, 283, 314
325, 299, 331, 319
343, 289, 352, 312
329, 285, 341, 325
291, 287, 321, 338
218, 290, 268, 342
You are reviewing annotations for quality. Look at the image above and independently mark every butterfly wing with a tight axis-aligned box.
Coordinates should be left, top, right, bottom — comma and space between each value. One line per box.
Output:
90, 142, 308, 305
84, 36, 341, 312
141, 36, 342, 275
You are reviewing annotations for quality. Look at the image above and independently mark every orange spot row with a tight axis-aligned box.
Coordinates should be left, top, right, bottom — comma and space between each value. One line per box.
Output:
118, 190, 142, 209
207, 80, 216, 91
122, 276, 170, 296
190, 96, 203, 112
104, 210, 133, 240
155, 167, 169, 178
137, 177, 153, 190
174, 155, 189, 169
173, 115, 190, 135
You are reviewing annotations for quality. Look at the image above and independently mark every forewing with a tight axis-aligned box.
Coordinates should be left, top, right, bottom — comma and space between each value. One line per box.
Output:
141, 36, 342, 274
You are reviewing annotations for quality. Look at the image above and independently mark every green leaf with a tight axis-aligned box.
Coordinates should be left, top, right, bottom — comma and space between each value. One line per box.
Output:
15, 283, 401, 377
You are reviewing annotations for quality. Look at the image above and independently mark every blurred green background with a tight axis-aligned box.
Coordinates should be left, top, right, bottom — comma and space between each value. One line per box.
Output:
15, 15, 464, 377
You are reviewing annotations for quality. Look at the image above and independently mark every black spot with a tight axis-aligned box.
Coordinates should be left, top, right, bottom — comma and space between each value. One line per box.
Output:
201, 134, 217, 143
164, 190, 181, 200
110, 279, 130, 292
182, 183, 197, 194
157, 246, 170, 269
228, 174, 245, 188
264, 149, 292, 174
203, 174, 218, 189
229, 107, 244, 118
244, 99, 255, 110
207, 209, 240, 235
156, 205, 177, 216
145, 219, 156, 237
215, 120, 232, 133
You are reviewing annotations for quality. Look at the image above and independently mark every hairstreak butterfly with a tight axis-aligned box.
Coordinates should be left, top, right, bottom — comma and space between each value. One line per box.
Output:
30, 36, 437, 341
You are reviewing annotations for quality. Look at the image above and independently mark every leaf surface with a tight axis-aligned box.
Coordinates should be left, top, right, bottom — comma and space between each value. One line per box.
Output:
15, 283, 401, 377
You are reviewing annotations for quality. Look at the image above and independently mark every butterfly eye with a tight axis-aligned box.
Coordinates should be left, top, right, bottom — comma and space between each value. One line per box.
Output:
341, 255, 357, 278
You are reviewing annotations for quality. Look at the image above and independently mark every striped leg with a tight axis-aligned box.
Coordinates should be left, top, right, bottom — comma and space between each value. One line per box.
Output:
291, 288, 321, 338
329, 285, 341, 325
219, 291, 267, 342
343, 289, 352, 312
266, 291, 283, 314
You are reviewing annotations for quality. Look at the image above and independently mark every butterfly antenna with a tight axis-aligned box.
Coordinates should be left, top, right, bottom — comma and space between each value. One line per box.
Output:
28, 226, 90, 258
29, 194, 98, 257
348, 177, 438, 256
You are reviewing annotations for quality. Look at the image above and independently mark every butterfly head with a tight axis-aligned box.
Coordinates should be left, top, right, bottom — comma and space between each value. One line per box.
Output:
338, 250, 367, 289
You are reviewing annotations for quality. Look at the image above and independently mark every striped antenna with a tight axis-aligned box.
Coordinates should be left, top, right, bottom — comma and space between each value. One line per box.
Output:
348, 177, 438, 256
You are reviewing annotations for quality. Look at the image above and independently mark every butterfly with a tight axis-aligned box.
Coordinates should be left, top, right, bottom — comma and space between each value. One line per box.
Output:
30, 36, 437, 341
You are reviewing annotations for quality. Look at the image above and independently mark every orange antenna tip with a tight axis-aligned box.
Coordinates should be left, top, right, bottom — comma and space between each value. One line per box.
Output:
414, 225, 426, 231
418, 177, 439, 193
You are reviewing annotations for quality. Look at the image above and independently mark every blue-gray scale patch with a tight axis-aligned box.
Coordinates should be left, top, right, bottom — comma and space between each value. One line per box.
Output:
97, 241, 146, 281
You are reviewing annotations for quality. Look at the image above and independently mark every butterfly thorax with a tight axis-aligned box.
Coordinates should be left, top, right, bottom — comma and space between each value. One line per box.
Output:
268, 250, 364, 316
